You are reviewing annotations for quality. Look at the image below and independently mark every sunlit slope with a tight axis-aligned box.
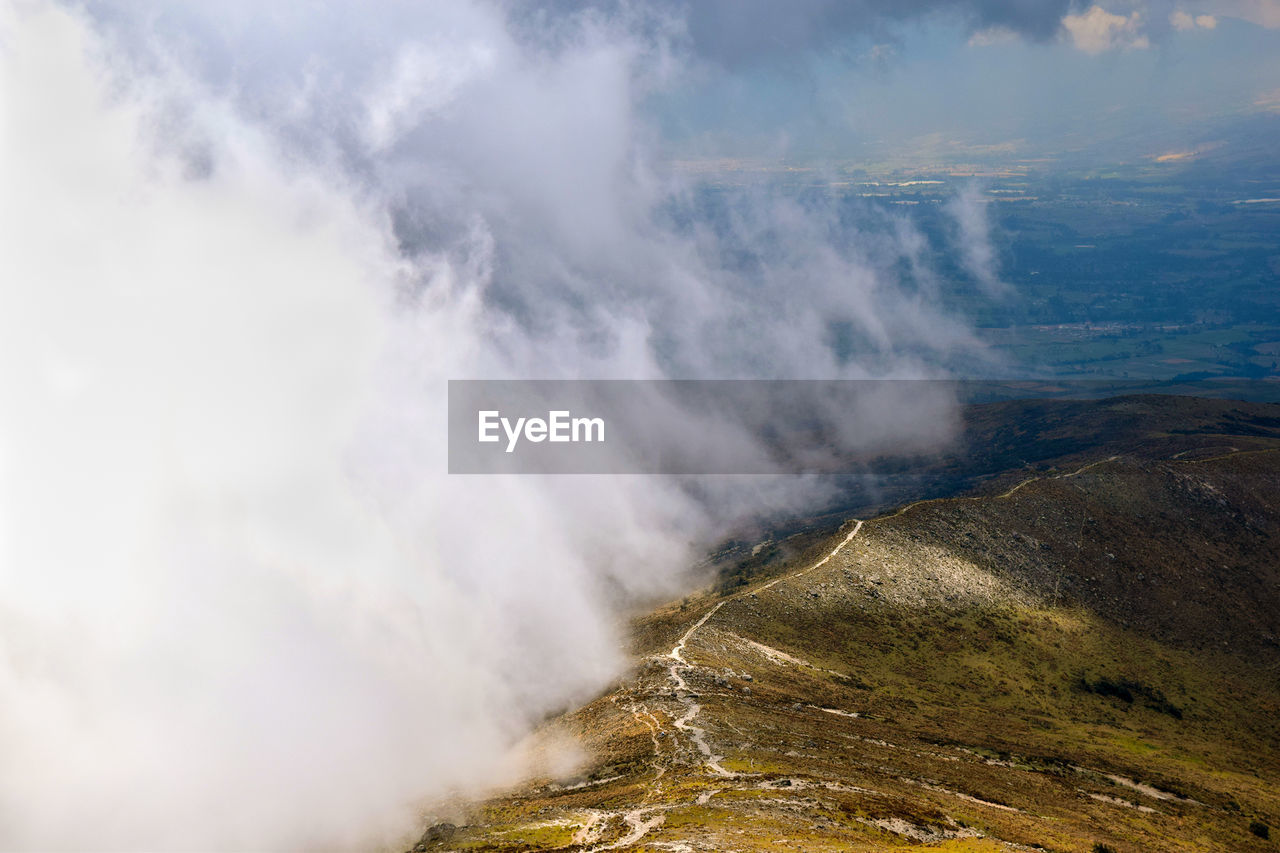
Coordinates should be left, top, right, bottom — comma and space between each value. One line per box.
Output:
414, 445, 1280, 852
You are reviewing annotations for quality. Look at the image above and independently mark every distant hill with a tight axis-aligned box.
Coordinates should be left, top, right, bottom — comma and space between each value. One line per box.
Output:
716, 393, 1280, 583
407, 395, 1280, 852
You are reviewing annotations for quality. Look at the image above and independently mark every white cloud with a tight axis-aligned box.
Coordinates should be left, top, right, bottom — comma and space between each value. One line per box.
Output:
1171, 10, 1219, 29
968, 25, 1020, 46
1203, 0, 1280, 28
0, 1, 1003, 849
1061, 6, 1151, 53
946, 184, 1009, 297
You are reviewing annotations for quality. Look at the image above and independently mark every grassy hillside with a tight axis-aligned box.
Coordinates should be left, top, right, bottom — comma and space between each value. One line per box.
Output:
722, 393, 1280, 575
406, 398, 1280, 853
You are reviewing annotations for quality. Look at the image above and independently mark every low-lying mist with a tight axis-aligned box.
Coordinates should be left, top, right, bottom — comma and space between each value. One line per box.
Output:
0, 1, 1002, 848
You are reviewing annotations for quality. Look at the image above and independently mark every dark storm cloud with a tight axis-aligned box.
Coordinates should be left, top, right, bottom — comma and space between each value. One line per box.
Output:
683, 0, 1083, 65
507, 0, 1085, 67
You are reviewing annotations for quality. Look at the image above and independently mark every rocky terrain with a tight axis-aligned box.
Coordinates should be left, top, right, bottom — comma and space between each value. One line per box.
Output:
407, 396, 1280, 852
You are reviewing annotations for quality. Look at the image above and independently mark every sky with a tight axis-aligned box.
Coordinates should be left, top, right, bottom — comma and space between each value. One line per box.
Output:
646, 1, 1280, 164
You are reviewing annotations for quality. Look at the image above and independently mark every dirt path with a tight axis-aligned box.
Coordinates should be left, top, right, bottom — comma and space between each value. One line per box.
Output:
585, 518, 870, 849
882, 456, 1120, 522
668, 601, 724, 668
665, 601, 734, 777
591, 808, 666, 851
756, 519, 863, 593
1177, 445, 1279, 465
661, 520, 867, 778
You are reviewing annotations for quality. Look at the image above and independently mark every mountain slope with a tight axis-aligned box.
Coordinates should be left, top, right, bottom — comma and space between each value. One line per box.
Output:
409, 408, 1280, 853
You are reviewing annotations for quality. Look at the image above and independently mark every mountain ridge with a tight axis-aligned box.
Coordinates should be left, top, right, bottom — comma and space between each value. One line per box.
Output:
408, 396, 1280, 853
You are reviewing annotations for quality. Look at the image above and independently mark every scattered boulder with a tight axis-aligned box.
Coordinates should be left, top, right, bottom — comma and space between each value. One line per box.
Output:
414, 822, 456, 850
